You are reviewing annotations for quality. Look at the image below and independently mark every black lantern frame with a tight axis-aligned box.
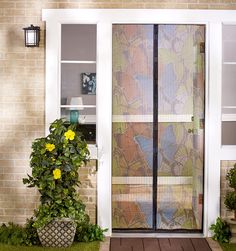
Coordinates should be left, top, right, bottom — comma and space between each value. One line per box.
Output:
23, 24, 40, 47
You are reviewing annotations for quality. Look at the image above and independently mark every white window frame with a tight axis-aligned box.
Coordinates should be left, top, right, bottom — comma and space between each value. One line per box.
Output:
42, 9, 236, 237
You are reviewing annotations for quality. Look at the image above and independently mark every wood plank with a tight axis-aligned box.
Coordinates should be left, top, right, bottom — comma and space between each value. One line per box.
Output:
121, 238, 144, 251
110, 238, 132, 251
143, 238, 161, 251
110, 238, 121, 247
158, 238, 182, 251
169, 238, 195, 251
111, 245, 132, 251
191, 238, 212, 251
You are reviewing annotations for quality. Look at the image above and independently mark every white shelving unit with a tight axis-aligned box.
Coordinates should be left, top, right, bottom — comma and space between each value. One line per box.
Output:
60, 24, 97, 126
222, 24, 236, 144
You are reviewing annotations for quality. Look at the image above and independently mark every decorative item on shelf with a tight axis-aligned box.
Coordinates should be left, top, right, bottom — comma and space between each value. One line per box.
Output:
81, 73, 96, 95
67, 97, 84, 124
23, 24, 40, 47
78, 115, 86, 124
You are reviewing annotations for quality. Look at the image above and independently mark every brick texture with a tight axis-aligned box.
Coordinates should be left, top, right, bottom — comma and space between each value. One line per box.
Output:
0, 0, 236, 226
220, 161, 236, 219
78, 160, 97, 224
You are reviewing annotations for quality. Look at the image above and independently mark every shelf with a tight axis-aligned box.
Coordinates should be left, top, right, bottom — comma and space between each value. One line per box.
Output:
61, 105, 96, 108
61, 60, 96, 64
61, 114, 96, 124
221, 145, 236, 160
79, 115, 96, 124
222, 114, 236, 121
222, 106, 236, 109
112, 114, 193, 123
222, 107, 236, 121
223, 61, 236, 65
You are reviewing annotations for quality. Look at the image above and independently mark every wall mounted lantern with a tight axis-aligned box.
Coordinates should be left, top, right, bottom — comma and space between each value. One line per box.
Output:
23, 24, 40, 47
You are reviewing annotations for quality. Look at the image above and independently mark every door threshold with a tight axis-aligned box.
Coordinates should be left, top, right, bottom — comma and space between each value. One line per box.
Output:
112, 232, 205, 238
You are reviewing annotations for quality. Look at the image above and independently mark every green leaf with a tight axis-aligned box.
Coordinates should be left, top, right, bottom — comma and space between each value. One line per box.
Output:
40, 148, 46, 155
70, 146, 76, 153
63, 164, 72, 172
55, 160, 62, 165
22, 178, 29, 185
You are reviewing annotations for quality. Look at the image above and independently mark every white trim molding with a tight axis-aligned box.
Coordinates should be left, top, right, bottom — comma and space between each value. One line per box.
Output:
42, 8, 236, 237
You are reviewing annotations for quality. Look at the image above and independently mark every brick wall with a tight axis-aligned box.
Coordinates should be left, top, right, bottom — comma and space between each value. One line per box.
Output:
78, 161, 97, 224
1, 0, 236, 225
221, 161, 236, 219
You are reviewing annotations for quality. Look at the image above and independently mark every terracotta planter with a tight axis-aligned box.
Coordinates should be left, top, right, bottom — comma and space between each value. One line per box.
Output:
226, 218, 236, 243
37, 218, 76, 247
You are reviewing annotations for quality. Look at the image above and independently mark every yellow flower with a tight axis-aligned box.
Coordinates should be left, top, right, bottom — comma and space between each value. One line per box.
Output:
45, 143, 55, 152
64, 130, 75, 141
53, 168, 61, 180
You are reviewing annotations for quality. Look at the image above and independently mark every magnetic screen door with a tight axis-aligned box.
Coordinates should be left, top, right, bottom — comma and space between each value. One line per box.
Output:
112, 24, 205, 231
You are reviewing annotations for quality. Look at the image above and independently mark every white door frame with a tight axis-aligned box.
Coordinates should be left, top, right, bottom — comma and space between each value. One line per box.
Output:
42, 9, 236, 236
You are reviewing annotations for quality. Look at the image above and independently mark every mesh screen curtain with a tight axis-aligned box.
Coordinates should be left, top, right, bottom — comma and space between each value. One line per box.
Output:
112, 24, 205, 231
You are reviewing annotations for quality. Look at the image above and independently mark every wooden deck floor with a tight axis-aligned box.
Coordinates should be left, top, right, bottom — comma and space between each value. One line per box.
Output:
110, 238, 212, 251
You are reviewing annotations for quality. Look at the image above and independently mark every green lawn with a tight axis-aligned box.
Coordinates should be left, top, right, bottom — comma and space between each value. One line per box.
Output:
221, 243, 236, 251
0, 242, 100, 251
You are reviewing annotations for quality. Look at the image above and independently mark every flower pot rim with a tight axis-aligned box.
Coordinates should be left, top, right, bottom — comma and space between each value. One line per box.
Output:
52, 217, 75, 222
37, 217, 76, 230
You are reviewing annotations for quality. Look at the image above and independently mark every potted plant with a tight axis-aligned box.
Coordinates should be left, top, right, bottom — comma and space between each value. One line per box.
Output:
224, 163, 236, 243
23, 119, 104, 247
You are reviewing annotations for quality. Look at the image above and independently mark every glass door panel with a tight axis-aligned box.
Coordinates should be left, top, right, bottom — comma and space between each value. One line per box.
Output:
157, 25, 205, 230
112, 24, 154, 229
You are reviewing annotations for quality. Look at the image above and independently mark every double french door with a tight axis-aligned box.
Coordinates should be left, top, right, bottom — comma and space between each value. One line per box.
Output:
112, 24, 205, 231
